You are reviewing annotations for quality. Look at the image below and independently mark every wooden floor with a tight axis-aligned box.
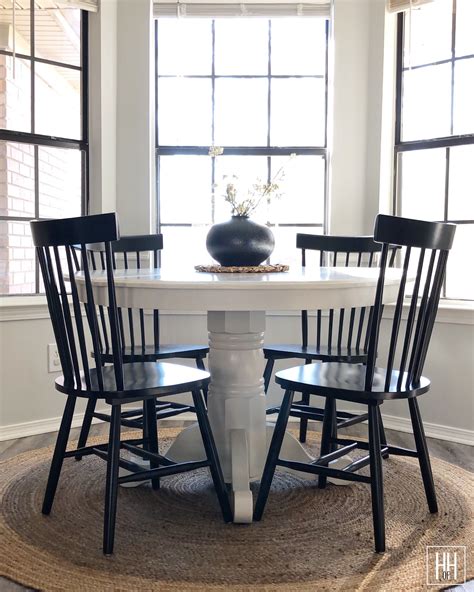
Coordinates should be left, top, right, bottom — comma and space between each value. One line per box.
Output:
0, 420, 472, 592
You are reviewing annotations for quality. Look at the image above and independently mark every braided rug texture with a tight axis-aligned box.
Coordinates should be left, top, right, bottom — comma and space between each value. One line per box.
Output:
0, 428, 472, 591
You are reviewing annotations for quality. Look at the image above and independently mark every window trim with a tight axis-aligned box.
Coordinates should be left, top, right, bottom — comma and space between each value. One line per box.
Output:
0, 4, 89, 297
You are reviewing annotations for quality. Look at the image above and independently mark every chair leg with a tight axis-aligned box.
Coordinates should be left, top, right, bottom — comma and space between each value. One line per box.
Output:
103, 404, 121, 555
75, 396, 97, 460
263, 358, 275, 394
299, 391, 310, 443
298, 359, 313, 443
195, 357, 208, 404
409, 398, 438, 514
318, 397, 336, 489
377, 406, 389, 460
145, 397, 160, 490
368, 404, 385, 553
254, 389, 295, 521
42, 395, 76, 515
191, 389, 232, 523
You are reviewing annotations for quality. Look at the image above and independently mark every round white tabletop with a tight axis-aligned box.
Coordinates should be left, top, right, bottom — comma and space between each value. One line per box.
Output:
84, 265, 402, 311
81, 266, 402, 523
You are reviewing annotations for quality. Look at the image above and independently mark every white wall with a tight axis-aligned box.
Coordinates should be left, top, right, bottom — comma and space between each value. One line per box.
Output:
0, 0, 472, 445
115, 0, 155, 235
88, 0, 118, 215
330, 0, 371, 235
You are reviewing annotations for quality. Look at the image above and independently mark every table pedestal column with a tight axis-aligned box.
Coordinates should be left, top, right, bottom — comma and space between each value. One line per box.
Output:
166, 310, 323, 522
207, 311, 267, 523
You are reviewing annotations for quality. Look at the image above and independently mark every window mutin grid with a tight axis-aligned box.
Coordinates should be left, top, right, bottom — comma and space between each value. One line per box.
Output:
0, 2, 89, 295
394, 2, 474, 300
155, 17, 329, 257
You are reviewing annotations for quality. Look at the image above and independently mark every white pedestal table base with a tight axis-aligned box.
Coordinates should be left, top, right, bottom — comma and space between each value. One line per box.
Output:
166, 310, 348, 523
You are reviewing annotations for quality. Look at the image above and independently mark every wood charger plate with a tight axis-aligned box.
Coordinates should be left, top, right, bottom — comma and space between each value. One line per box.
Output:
194, 264, 289, 273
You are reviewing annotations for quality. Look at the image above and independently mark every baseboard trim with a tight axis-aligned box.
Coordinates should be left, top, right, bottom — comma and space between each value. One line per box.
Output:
1, 409, 472, 446
378, 413, 474, 446
0, 408, 111, 442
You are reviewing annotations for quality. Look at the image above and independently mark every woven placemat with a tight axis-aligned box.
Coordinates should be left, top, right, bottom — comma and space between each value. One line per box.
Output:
1, 428, 473, 591
195, 263, 289, 273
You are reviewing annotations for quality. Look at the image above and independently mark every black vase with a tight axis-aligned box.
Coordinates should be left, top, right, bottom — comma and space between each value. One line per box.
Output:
206, 216, 275, 267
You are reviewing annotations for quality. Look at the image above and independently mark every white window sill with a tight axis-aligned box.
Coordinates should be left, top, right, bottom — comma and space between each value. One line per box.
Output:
0, 295, 49, 321
1, 295, 473, 325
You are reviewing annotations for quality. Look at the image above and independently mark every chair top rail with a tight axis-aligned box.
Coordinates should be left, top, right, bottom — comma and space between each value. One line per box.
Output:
374, 214, 456, 250
31, 213, 119, 247
87, 234, 163, 254
296, 233, 384, 254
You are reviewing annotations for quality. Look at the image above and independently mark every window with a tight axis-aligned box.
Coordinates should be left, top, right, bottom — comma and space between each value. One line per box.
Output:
395, 0, 474, 300
0, 5, 88, 295
155, 17, 328, 268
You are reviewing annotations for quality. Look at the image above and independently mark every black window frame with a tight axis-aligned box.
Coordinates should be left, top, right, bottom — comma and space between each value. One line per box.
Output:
0, 2, 89, 295
394, 4, 474, 300
154, 17, 330, 244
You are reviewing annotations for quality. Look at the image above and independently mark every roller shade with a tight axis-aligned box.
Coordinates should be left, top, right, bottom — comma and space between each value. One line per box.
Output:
54, 0, 98, 10
0, 0, 98, 11
153, 0, 330, 18
386, 0, 435, 13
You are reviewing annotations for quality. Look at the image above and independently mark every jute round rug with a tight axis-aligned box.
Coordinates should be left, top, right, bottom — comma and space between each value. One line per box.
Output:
1, 428, 472, 592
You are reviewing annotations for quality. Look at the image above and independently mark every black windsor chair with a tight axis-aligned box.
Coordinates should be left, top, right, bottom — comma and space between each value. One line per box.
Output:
31, 213, 231, 555
254, 215, 456, 553
76, 234, 209, 453
264, 234, 398, 445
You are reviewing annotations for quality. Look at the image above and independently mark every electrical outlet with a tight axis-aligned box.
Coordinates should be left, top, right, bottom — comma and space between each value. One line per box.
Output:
48, 343, 61, 373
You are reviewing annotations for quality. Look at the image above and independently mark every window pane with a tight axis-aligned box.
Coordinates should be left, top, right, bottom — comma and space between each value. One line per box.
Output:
0, 7, 31, 56
35, 62, 81, 139
0, 220, 35, 295
455, 0, 474, 57
402, 64, 451, 141
269, 155, 325, 224
445, 224, 474, 300
215, 19, 268, 75
161, 225, 210, 268
399, 149, 446, 221
448, 145, 474, 220
403, 0, 452, 67
271, 19, 326, 75
0, 141, 35, 218
271, 78, 325, 146
35, 8, 81, 67
160, 156, 212, 224
158, 78, 212, 145
270, 225, 323, 269
38, 147, 81, 219
214, 155, 268, 222
0, 55, 31, 133
157, 19, 211, 75
453, 58, 474, 136
214, 78, 268, 146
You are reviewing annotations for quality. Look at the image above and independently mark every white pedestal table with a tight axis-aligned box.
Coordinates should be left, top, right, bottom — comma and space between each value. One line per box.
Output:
84, 266, 401, 523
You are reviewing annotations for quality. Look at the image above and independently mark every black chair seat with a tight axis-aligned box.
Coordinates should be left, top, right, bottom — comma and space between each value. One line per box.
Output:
56, 361, 209, 399
276, 362, 430, 402
264, 344, 367, 363
99, 344, 209, 363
